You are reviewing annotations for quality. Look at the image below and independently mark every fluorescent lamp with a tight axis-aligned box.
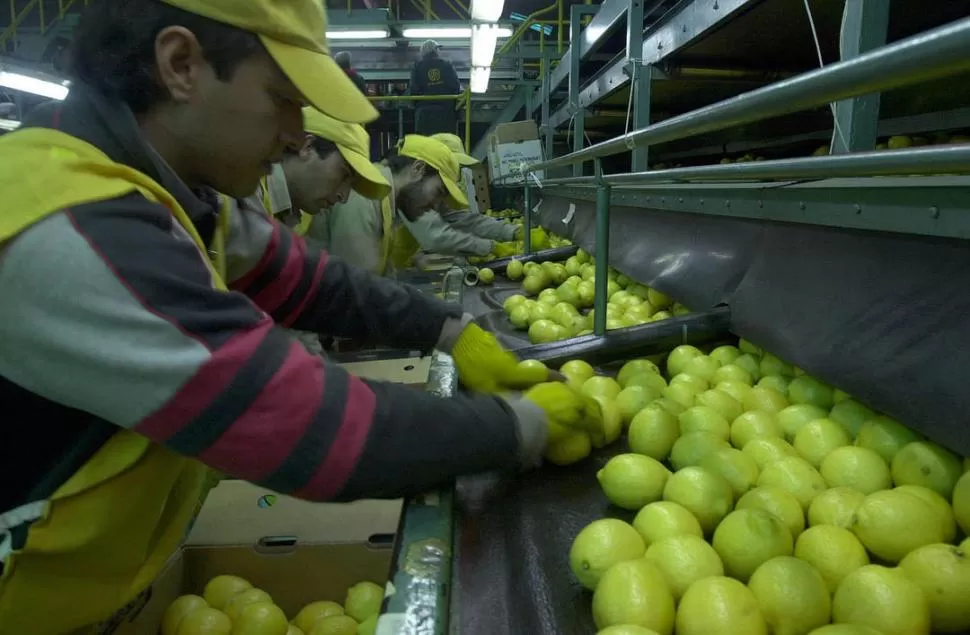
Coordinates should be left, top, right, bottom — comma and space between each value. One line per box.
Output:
0, 119, 21, 131
401, 26, 512, 39
326, 29, 390, 40
470, 24, 500, 67
471, 0, 505, 22
470, 66, 491, 94
0, 71, 68, 100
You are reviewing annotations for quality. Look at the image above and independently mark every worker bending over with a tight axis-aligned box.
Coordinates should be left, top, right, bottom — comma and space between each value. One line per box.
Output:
0, 1, 597, 632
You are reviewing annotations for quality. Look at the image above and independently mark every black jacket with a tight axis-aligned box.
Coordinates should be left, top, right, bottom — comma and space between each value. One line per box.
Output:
410, 54, 460, 97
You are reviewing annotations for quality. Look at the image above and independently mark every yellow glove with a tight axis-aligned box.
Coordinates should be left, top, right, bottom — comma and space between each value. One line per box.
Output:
493, 242, 517, 258
452, 324, 544, 392
523, 383, 606, 465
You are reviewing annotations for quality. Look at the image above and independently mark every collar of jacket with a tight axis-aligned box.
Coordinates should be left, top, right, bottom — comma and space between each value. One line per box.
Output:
22, 83, 221, 244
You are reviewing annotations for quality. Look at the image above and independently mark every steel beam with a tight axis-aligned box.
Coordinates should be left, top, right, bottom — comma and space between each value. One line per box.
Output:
627, 0, 649, 171
547, 0, 630, 95
831, 0, 890, 154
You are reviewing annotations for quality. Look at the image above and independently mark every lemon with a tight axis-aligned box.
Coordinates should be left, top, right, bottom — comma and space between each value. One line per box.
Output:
632, 501, 703, 547
891, 441, 962, 498
682, 355, 720, 383
900, 543, 970, 632
288, 625, 306, 635
733, 353, 762, 382
308, 615, 359, 635
758, 374, 791, 396
778, 405, 829, 441
545, 431, 592, 465
715, 380, 753, 405
757, 456, 827, 509
662, 466, 734, 534
743, 437, 798, 470
670, 372, 710, 394
597, 627, 662, 635
345, 581, 384, 622
202, 575, 252, 610
788, 377, 834, 409
712, 508, 793, 581
592, 396, 624, 448
569, 518, 646, 590
234, 603, 289, 635
583, 375, 623, 401
175, 608, 232, 635
748, 556, 831, 635
832, 565, 930, 635
820, 446, 891, 494
743, 386, 789, 414
615, 386, 656, 427
760, 353, 794, 378
829, 400, 876, 438
808, 626, 885, 635
625, 371, 668, 394
738, 338, 762, 356
854, 416, 920, 463
736, 486, 805, 540
894, 484, 957, 542
617, 358, 661, 386
952, 471, 970, 535
795, 525, 869, 593
700, 448, 759, 499
712, 364, 753, 386
356, 616, 376, 635
628, 406, 680, 461
560, 359, 595, 385
676, 576, 767, 635
852, 488, 948, 562
730, 410, 782, 450
162, 595, 209, 635
670, 432, 730, 471
224, 589, 274, 623
644, 534, 723, 600
514, 359, 549, 383
592, 559, 675, 632
293, 602, 344, 633
696, 389, 743, 422
807, 487, 865, 528
678, 406, 730, 440
597, 454, 671, 510
794, 418, 850, 467
663, 383, 696, 409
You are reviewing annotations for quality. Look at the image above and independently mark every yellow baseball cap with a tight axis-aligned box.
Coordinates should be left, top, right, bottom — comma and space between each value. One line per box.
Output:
430, 133, 478, 166
399, 135, 468, 209
161, 0, 377, 124
302, 107, 390, 200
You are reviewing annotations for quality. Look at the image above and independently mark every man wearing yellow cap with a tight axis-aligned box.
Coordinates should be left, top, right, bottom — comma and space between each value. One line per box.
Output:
0, 1, 599, 632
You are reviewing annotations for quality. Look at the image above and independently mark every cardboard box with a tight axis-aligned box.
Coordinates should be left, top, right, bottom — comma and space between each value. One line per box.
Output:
487, 120, 545, 184
106, 357, 426, 634
462, 164, 491, 215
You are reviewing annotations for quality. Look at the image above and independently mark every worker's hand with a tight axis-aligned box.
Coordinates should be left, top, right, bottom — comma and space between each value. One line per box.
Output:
452, 323, 544, 392
493, 241, 517, 258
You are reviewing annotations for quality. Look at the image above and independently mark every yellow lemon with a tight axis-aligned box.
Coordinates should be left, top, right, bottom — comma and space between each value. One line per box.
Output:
308, 615, 359, 635
544, 431, 592, 465
832, 565, 930, 635
678, 406, 730, 440
287, 626, 306, 635
162, 595, 209, 635
743, 437, 798, 470
777, 404, 828, 441
592, 396, 623, 448
853, 416, 920, 463
597, 627, 662, 635
632, 501, 703, 548
662, 466, 734, 534
223, 589, 273, 623
952, 471, 970, 535
712, 508, 793, 581
644, 534, 724, 601
592, 559, 675, 633
736, 485, 805, 540
894, 484, 957, 542
712, 364, 753, 386
730, 410, 783, 450
357, 615, 377, 635
202, 575, 252, 611
175, 608, 232, 635
597, 454, 671, 510
715, 380, 753, 405
560, 359, 595, 385
615, 386, 657, 427
233, 603, 289, 635
795, 525, 869, 593
695, 389, 743, 422
293, 601, 345, 633
900, 543, 970, 633
891, 440, 962, 498
582, 375, 623, 401
788, 377, 834, 409
344, 581, 384, 622
617, 358, 661, 386
700, 448, 760, 499
669, 431, 730, 471
743, 386, 789, 414
828, 399, 876, 438
820, 446, 891, 494
757, 456, 827, 509
628, 406, 680, 461
807, 487, 865, 528
851, 488, 948, 562
676, 576, 766, 635
794, 418, 850, 467
808, 626, 885, 635
569, 518, 646, 590
748, 556, 831, 635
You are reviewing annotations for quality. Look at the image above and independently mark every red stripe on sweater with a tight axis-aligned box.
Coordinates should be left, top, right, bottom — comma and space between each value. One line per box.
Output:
251, 229, 306, 314
280, 246, 329, 327
196, 340, 322, 480
295, 376, 377, 499
135, 320, 275, 441
231, 222, 282, 292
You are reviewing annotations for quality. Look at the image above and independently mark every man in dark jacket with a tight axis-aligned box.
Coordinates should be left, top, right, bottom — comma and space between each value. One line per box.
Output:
335, 50, 368, 95
410, 39, 460, 135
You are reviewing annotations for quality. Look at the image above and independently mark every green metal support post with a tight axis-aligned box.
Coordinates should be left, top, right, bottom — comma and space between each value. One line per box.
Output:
569, 4, 584, 177
592, 160, 610, 335
524, 184, 533, 254
627, 0, 650, 171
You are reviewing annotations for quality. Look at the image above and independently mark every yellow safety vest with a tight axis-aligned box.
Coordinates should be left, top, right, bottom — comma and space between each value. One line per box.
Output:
390, 220, 421, 270
0, 128, 221, 634
379, 195, 397, 275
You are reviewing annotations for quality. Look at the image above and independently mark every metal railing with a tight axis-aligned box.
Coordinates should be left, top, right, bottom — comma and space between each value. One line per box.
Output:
368, 92, 472, 155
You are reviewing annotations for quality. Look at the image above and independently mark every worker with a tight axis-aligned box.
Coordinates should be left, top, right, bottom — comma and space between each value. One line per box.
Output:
306, 134, 468, 275
335, 50, 368, 96
410, 39, 461, 135
0, 0, 599, 632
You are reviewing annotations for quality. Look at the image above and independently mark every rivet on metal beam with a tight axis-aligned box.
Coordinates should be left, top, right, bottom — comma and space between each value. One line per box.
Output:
725, 200, 731, 208
930, 206, 940, 219
854, 204, 862, 214
799, 202, 807, 210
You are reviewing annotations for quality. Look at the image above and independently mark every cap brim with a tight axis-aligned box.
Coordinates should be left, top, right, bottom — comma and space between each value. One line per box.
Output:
454, 152, 478, 166
262, 36, 377, 124
338, 146, 391, 200
442, 175, 468, 209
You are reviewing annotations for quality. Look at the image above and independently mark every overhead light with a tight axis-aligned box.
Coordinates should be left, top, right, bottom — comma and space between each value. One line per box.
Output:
471, 24, 500, 67
401, 26, 512, 39
471, 0, 505, 22
470, 67, 491, 94
326, 28, 390, 40
0, 119, 21, 131
0, 71, 68, 100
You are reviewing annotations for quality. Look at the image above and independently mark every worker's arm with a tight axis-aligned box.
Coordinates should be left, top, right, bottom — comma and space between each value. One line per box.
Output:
0, 198, 541, 501
226, 195, 462, 350
441, 209, 518, 242
404, 210, 495, 257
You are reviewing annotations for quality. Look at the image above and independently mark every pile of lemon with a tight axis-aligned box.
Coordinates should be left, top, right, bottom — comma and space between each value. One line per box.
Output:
161, 576, 383, 635
564, 340, 970, 635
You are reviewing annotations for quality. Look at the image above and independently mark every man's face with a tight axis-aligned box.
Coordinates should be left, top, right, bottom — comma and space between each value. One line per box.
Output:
397, 164, 448, 221
153, 27, 307, 197
285, 143, 354, 214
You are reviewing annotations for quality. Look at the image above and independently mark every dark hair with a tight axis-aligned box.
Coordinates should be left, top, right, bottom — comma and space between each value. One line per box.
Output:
72, 0, 264, 113
384, 148, 440, 180
284, 135, 339, 158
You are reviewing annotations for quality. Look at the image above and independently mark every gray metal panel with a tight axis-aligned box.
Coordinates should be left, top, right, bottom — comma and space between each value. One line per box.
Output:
547, 0, 631, 94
